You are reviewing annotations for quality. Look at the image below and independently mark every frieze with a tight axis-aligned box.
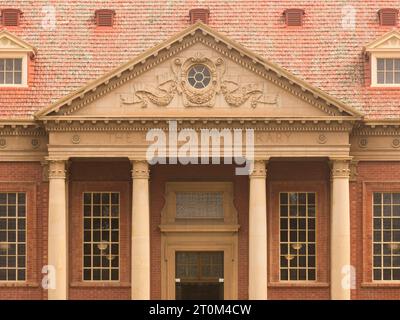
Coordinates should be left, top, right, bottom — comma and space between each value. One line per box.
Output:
119, 53, 280, 109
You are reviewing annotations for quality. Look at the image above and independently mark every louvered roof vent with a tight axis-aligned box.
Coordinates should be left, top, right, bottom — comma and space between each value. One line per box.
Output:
189, 8, 210, 24
1, 9, 21, 27
378, 8, 398, 26
283, 9, 305, 27
95, 9, 115, 27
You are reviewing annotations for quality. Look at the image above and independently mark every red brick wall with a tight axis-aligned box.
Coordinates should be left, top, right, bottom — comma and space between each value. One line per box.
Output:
68, 160, 131, 300
0, 162, 47, 300
267, 160, 331, 300
351, 161, 400, 300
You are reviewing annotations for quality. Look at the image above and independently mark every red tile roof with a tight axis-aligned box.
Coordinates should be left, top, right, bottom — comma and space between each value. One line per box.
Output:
0, 0, 400, 120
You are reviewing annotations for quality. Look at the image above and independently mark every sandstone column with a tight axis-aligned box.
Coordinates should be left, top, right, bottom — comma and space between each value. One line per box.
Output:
330, 159, 351, 300
131, 160, 150, 300
248, 160, 268, 300
48, 159, 68, 300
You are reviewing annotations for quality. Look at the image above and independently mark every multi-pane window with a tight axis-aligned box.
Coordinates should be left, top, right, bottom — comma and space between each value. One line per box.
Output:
0, 58, 22, 85
0, 193, 26, 281
279, 192, 316, 281
176, 192, 223, 219
83, 192, 119, 281
377, 58, 400, 85
373, 192, 400, 281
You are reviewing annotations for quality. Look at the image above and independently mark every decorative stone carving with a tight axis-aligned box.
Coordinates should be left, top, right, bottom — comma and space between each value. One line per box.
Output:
41, 160, 49, 182
71, 135, 80, 144
392, 138, 400, 149
31, 138, 40, 149
349, 160, 359, 182
176, 55, 220, 108
249, 160, 267, 178
317, 134, 327, 144
48, 160, 66, 179
358, 138, 368, 148
131, 160, 150, 179
0, 138, 6, 149
119, 53, 278, 109
330, 160, 351, 179
120, 80, 177, 108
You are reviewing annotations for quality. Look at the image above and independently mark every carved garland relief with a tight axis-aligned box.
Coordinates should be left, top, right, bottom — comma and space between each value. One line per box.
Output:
120, 53, 279, 109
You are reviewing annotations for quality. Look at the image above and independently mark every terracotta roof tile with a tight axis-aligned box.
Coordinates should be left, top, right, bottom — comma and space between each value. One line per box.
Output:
0, 0, 400, 120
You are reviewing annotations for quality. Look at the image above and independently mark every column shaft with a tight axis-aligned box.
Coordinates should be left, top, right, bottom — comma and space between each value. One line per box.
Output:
48, 160, 68, 300
131, 161, 150, 300
330, 160, 351, 300
248, 160, 268, 300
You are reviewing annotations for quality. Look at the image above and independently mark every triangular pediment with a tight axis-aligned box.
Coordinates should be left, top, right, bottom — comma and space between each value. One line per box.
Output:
0, 30, 36, 55
36, 22, 362, 120
365, 30, 400, 52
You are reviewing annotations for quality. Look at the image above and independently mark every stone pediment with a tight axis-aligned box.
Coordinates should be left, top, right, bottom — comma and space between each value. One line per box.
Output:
0, 30, 36, 55
365, 30, 400, 52
36, 22, 361, 120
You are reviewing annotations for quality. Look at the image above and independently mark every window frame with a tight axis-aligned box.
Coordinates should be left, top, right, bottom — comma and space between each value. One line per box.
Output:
162, 182, 237, 226
81, 191, 120, 282
268, 181, 329, 286
362, 182, 400, 286
371, 52, 400, 87
278, 191, 317, 282
69, 181, 129, 287
371, 191, 400, 283
0, 192, 27, 282
0, 182, 37, 287
0, 52, 28, 87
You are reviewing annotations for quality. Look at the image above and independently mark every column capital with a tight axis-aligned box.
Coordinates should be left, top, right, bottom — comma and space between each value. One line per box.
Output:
329, 159, 351, 179
249, 160, 268, 178
131, 160, 150, 179
48, 159, 67, 179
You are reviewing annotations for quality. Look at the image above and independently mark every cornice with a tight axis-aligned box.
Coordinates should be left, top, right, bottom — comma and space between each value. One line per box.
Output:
0, 124, 46, 136
352, 124, 400, 136
41, 119, 354, 132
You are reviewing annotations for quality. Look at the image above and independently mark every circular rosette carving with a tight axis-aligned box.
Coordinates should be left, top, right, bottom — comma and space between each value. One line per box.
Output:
180, 56, 219, 107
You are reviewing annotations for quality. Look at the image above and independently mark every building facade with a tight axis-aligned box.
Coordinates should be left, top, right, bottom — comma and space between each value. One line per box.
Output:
0, 1, 400, 300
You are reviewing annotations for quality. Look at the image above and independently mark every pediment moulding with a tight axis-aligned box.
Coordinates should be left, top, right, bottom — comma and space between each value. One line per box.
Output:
40, 118, 354, 132
364, 30, 400, 53
0, 30, 37, 58
36, 23, 361, 119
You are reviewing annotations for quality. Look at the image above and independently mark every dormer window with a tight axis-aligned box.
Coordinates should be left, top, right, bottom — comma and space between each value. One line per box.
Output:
0, 30, 36, 87
1, 9, 21, 27
0, 58, 22, 85
95, 9, 115, 27
283, 9, 305, 27
378, 8, 398, 26
365, 31, 400, 87
377, 58, 400, 84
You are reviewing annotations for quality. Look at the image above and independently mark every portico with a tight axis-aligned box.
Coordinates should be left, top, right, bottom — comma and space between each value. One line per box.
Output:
37, 23, 360, 300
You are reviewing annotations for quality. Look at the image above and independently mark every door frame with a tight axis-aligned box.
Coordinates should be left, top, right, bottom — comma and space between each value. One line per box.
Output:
161, 232, 238, 300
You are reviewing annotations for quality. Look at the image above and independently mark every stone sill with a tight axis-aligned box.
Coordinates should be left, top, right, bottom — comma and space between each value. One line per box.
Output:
268, 282, 329, 288
70, 282, 130, 288
0, 282, 39, 288
361, 282, 400, 288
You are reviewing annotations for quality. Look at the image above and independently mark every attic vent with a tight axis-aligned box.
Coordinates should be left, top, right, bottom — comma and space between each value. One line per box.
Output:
1, 9, 21, 26
378, 8, 398, 26
283, 9, 304, 26
95, 9, 115, 27
189, 8, 210, 24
